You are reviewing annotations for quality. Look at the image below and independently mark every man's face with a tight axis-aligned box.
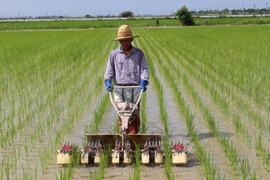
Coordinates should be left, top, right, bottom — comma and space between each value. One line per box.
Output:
119, 38, 133, 50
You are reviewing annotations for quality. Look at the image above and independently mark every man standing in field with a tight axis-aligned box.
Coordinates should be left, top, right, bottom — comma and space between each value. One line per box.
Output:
104, 25, 149, 134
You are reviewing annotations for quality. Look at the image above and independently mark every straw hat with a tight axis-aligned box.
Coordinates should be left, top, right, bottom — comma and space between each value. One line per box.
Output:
114, 25, 139, 41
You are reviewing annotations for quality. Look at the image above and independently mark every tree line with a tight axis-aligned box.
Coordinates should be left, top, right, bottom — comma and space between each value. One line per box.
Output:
191, 8, 270, 15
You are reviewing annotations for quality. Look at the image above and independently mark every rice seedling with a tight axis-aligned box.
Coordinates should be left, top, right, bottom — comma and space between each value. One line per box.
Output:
140, 93, 148, 134
255, 135, 270, 171
148, 57, 173, 180
133, 144, 142, 180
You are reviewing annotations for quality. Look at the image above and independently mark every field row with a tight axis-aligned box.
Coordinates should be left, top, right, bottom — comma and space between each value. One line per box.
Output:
1, 16, 270, 30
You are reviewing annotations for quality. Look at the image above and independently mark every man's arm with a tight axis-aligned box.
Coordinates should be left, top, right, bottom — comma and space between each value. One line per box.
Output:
104, 52, 115, 81
140, 53, 149, 81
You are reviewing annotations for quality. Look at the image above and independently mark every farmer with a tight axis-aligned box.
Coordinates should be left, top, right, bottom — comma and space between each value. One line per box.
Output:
104, 24, 149, 134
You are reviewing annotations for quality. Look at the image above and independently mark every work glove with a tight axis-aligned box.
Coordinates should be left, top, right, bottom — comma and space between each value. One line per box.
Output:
104, 79, 113, 92
140, 80, 148, 92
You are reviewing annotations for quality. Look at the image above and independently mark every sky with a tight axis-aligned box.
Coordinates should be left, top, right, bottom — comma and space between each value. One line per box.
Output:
1, 0, 269, 17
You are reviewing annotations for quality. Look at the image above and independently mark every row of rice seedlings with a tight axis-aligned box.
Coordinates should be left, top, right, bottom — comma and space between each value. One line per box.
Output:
135, 39, 173, 179
0, 149, 18, 179
82, 92, 111, 136
135, 39, 174, 179
86, 145, 111, 180
138, 30, 223, 180
146, 52, 172, 180
57, 145, 81, 180
95, 147, 111, 180
133, 90, 147, 179
177, 66, 257, 178
21, 166, 38, 180
129, 90, 148, 179
132, 143, 142, 180
255, 135, 270, 171
235, 98, 268, 135
140, 93, 148, 134
80, 99, 114, 178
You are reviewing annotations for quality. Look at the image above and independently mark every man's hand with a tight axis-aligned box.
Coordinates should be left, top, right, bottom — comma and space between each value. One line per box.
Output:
140, 80, 148, 92
104, 79, 113, 92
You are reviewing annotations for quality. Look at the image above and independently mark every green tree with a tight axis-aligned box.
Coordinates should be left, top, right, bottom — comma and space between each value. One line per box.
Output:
120, 11, 134, 17
175, 6, 195, 26
156, 19, 159, 26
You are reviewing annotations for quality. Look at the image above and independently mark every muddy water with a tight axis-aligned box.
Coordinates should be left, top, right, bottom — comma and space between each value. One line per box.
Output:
144, 88, 163, 134
140, 165, 167, 180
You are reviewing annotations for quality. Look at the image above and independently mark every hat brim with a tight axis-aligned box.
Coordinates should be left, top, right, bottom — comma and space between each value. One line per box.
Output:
114, 35, 139, 41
